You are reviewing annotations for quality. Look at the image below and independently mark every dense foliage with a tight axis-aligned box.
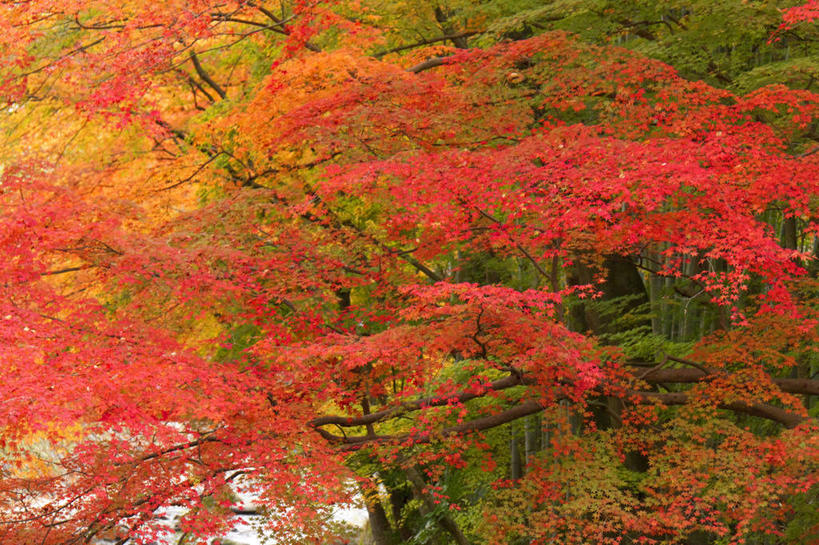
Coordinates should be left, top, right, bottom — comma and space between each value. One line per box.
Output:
0, 1, 817, 544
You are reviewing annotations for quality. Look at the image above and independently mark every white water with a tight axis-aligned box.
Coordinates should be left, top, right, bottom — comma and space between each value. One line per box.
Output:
92, 489, 368, 545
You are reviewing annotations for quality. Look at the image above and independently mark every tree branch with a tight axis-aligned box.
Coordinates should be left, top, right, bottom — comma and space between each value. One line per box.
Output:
310, 373, 530, 429
317, 399, 545, 451
374, 32, 481, 58
407, 56, 450, 74
638, 366, 819, 396
250, 2, 321, 52
190, 52, 226, 99
631, 391, 807, 429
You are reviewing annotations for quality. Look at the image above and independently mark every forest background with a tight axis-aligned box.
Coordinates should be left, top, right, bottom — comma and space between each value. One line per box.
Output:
0, 1, 817, 544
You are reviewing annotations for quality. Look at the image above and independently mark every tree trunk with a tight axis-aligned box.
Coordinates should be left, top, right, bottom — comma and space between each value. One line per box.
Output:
405, 466, 470, 545
363, 492, 398, 545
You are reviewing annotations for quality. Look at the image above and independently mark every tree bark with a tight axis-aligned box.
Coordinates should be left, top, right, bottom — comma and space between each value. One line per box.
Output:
363, 491, 398, 545
405, 466, 470, 545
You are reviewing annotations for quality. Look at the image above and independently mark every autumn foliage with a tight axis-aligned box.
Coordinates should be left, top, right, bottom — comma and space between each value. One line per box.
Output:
0, 1, 817, 544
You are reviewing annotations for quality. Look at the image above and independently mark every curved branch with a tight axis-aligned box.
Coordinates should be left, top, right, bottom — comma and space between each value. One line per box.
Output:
631, 391, 808, 429
640, 367, 819, 396
318, 399, 545, 451
407, 56, 450, 74
310, 373, 530, 429
375, 32, 481, 58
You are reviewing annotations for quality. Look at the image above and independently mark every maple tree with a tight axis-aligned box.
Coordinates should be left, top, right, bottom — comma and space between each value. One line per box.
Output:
0, 1, 817, 544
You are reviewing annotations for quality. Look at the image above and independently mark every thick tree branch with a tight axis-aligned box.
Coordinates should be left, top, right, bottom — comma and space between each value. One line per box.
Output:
632, 391, 807, 429
407, 56, 450, 74
41, 265, 93, 276
310, 374, 530, 429
374, 32, 481, 58
317, 399, 545, 451
638, 366, 819, 396
190, 52, 226, 99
